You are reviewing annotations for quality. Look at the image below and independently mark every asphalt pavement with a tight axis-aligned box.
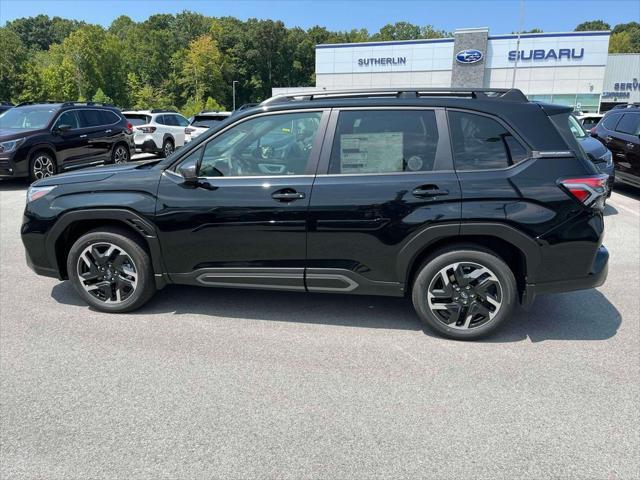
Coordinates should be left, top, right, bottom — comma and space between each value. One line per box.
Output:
1, 176, 638, 479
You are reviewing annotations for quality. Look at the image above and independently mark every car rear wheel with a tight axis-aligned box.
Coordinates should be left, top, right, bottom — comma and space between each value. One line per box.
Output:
161, 138, 174, 158
67, 227, 156, 312
112, 144, 130, 164
29, 152, 57, 182
411, 247, 517, 340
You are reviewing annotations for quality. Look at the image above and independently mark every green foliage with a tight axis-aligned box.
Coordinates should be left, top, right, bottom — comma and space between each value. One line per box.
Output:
92, 88, 113, 104
575, 20, 611, 31
2, 13, 638, 109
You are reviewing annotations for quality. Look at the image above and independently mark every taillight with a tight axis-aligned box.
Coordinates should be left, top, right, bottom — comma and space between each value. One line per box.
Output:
559, 175, 608, 206
125, 122, 133, 133
185, 127, 195, 134
138, 126, 156, 133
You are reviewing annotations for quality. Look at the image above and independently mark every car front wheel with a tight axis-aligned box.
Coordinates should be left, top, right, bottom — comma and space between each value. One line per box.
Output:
411, 247, 517, 340
29, 151, 57, 182
67, 227, 156, 312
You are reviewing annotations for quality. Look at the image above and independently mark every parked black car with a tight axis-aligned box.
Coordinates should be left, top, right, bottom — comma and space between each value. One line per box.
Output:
569, 114, 614, 195
0, 102, 134, 181
0, 101, 13, 114
21, 88, 609, 340
591, 104, 640, 188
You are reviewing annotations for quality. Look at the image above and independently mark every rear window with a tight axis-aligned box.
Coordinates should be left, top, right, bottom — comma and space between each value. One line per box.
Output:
125, 114, 151, 126
449, 111, 528, 170
192, 116, 227, 128
615, 113, 640, 135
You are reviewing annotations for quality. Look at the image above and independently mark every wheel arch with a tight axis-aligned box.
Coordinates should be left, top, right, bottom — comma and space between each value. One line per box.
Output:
27, 144, 58, 167
399, 223, 542, 302
47, 209, 167, 288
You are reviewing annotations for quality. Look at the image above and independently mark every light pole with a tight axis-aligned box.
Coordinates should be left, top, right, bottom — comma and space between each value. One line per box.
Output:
511, 0, 525, 89
232, 81, 239, 111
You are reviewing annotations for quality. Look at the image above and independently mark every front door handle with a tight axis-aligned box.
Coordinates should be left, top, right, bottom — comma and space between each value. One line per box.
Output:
271, 189, 306, 202
412, 185, 449, 198
605, 136, 614, 143
79, 134, 87, 138
626, 142, 635, 149
105, 129, 112, 133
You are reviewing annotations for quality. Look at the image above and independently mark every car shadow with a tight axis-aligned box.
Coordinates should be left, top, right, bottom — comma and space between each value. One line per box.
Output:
0, 178, 27, 191
604, 203, 618, 216
50, 282, 621, 343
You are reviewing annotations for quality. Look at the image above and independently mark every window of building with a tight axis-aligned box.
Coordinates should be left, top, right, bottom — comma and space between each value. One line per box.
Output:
328, 110, 440, 174
449, 111, 528, 170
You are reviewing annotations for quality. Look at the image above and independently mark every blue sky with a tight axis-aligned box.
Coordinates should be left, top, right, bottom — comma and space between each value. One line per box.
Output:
0, 0, 638, 34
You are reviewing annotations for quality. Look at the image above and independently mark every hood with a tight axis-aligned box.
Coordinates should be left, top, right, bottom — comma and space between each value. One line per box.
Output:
33, 159, 161, 187
0, 128, 46, 141
578, 136, 608, 159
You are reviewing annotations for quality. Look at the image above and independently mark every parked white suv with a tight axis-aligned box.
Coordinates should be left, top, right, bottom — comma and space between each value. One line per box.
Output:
184, 111, 232, 143
123, 110, 190, 157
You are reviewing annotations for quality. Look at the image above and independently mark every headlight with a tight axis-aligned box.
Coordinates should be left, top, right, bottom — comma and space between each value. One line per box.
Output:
0, 138, 25, 154
27, 185, 56, 202
600, 149, 613, 167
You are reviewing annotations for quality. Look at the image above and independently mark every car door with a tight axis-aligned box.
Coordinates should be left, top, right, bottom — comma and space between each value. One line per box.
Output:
50, 110, 89, 169
614, 112, 640, 181
305, 108, 461, 296
171, 114, 189, 146
77, 109, 111, 164
598, 112, 627, 171
97, 110, 122, 159
155, 109, 329, 290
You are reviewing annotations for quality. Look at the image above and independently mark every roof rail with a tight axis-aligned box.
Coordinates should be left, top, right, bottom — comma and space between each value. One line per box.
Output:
61, 101, 114, 107
0, 101, 13, 106
15, 101, 64, 107
150, 108, 177, 113
612, 102, 640, 110
260, 88, 529, 106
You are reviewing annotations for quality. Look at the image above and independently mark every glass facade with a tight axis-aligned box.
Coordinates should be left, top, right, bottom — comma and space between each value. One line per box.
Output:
527, 94, 601, 113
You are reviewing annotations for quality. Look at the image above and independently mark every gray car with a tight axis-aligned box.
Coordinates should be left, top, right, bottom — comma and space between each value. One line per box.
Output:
570, 114, 614, 195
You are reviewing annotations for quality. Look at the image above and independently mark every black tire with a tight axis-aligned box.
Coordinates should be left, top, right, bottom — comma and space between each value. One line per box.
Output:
411, 246, 517, 340
111, 143, 130, 164
66, 227, 156, 313
29, 151, 57, 182
160, 138, 174, 158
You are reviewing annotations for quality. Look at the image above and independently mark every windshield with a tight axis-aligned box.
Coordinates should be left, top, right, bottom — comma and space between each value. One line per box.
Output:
568, 115, 588, 139
0, 107, 56, 130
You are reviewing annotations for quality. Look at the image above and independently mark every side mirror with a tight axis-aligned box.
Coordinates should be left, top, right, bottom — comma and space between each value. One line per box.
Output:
178, 161, 199, 185
54, 124, 72, 134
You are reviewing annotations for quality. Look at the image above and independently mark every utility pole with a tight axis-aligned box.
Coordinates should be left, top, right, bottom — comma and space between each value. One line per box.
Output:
511, 0, 525, 89
232, 80, 239, 111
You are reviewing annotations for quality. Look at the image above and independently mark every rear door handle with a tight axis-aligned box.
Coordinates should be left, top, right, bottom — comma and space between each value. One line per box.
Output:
271, 189, 306, 202
412, 185, 449, 198
605, 136, 614, 143
79, 134, 87, 138
105, 129, 112, 133
626, 142, 635, 149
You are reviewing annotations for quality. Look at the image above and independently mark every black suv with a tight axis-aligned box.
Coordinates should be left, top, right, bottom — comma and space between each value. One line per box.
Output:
592, 104, 640, 188
0, 102, 134, 181
21, 89, 609, 340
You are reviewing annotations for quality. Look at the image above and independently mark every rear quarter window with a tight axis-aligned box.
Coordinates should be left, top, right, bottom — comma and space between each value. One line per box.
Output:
602, 113, 622, 131
448, 111, 529, 170
615, 113, 640, 135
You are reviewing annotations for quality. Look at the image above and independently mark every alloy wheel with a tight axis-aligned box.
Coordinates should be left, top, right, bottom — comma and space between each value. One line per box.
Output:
164, 142, 174, 156
77, 242, 138, 304
114, 146, 129, 164
32, 155, 55, 179
426, 262, 503, 330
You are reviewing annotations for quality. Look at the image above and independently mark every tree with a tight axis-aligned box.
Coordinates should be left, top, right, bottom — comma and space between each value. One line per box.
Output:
5, 14, 84, 50
178, 35, 224, 104
92, 88, 113, 104
0, 27, 27, 101
609, 22, 640, 52
575, 20, 611, 31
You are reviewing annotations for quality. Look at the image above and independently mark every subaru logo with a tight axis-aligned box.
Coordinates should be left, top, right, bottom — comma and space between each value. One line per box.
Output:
456, 49, 483, 64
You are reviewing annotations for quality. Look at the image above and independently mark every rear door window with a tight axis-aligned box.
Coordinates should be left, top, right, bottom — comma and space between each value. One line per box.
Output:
602, 113, 622, 131
615, 113, 640, 135
328, 110, 440, 174
448, 111, 528, 170
78, 109, 103, 128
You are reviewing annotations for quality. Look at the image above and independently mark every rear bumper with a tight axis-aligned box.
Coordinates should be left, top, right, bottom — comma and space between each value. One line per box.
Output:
523, 245, 608, 306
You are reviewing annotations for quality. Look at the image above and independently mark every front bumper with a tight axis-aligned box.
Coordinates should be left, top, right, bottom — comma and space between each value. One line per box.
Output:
523, 245, 609, 306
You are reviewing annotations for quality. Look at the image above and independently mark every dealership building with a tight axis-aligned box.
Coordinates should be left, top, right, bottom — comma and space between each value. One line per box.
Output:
275, 28, 639, 113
